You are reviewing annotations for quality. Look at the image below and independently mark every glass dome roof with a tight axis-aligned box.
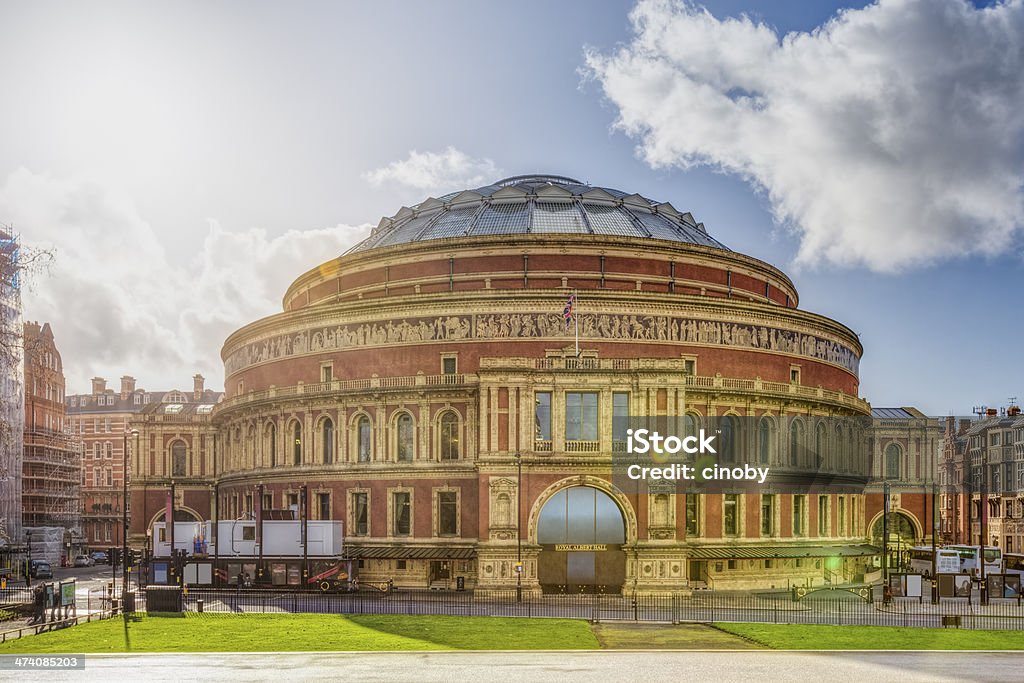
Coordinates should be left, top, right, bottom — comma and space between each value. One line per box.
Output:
346, 175, 727, 254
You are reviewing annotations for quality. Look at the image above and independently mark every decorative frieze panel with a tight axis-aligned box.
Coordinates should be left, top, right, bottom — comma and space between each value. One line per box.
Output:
226, 311, 860, 376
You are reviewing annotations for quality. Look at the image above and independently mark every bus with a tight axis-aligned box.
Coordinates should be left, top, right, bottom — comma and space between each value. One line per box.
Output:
908, 546, 961, 577
1004, 553, 1024, 578
945, 545, 1002, 578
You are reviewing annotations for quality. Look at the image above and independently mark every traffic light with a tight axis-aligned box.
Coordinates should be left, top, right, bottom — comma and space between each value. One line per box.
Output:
108, 547, 121, 568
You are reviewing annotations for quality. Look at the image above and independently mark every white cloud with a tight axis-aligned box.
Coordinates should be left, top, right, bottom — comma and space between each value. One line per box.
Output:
363, 147, 499, 193
584, 0, 1024, 272
1, 168, 369, 393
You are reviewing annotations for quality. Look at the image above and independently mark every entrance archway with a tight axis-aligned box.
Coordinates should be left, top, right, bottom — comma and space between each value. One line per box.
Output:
871, 511, 919, 571
536, 486, 627, 593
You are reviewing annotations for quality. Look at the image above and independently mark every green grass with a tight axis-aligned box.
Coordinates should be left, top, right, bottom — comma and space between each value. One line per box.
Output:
714, 623, 1024, 650
0, 614, 599, 653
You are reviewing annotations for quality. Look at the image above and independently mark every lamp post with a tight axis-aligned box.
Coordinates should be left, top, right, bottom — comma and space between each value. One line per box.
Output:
980, 452, 988, 605
25, 530, 32, 586
122, 428, 139, 596
514, 452, 522, 602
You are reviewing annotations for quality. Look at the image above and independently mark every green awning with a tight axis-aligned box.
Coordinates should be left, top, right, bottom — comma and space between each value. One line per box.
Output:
347, 546, 476, 560
685, 544, 879, 560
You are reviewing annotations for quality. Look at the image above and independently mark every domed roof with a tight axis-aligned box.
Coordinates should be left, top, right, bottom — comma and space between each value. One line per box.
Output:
347, 174, 728, 254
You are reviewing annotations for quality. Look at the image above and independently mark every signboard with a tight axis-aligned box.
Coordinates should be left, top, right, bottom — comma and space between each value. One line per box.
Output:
552, 544, 611, 552
905, 574, 922, 598
987, 574, 1021, 599
59, 581, 75, 607
938, 573, 973, 598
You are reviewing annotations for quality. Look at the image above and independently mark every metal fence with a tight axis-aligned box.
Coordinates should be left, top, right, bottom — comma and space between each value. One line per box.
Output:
157, 587, 1024, 631
0, 587, 33, 609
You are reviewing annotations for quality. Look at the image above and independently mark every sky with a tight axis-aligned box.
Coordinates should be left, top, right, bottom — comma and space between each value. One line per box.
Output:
1, 0, 1022, 415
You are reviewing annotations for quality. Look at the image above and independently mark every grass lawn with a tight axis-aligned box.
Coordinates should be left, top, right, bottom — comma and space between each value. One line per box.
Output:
0, 614, 599, 653
714, 623, 1024, 650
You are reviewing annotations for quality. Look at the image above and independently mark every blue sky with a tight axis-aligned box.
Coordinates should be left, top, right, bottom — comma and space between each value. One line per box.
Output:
1, 0, 1021, 415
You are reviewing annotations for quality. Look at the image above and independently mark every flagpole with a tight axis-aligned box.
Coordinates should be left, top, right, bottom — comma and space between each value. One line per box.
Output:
574, 289, 579, 357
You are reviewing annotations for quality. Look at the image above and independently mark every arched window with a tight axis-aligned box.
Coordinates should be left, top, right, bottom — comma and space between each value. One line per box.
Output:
885, 443, 901, 479
439, 412, 460, 461
815, 422, 827, 469
292, 421, 302, 466
396, 413, 414, 462
720, 416, 737, 463
266, 423, 277, 467
683, 414, 699, 437
171, 441, 187, 477
321, 418, 334, 465
758, 418, 773, 465
357, 415, 371, 462
789, 420, 802, 466
834, 424, 844, 471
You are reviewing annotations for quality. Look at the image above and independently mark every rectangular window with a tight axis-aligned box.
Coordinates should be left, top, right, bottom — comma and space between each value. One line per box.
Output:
727, 559, 736, 570
793, 495, 806, 536
442, 356, 457, 375
612, 392, 629, 450
818, 495, 828, 536
393, 492, 411, 536
685, 495, 700, 536
263, 494, 273, 512
321, 364, 333, 383
761, 494, 775, 536
241, 525, 256, 541
683, 358, 696, 376
764, 559, 773, 569
352, 492, 368, 536
724, 494, 739, 536
245, 494, 253, 515
838, 496, 846, 535
396, 560, 407, 570
318, 493, 331, 520
535, 392, 552, 442
287, 493, 299, 513
565, 392, 598, 441
438, 491, 458, 536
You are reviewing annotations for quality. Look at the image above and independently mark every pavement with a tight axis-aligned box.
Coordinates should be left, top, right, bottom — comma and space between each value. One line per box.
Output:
8, 651, 1022, 682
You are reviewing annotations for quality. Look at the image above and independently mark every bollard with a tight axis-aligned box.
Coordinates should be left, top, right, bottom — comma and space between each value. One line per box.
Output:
197, 599, 204, 613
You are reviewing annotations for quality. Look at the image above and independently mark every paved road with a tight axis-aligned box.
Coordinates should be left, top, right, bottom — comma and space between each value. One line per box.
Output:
13, 651, 1023, 682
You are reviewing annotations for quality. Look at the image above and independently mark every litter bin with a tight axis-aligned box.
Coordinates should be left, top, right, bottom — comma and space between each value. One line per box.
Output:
122, 591, 136, 615
145, 585, 183, 613
456, 576, 465, 592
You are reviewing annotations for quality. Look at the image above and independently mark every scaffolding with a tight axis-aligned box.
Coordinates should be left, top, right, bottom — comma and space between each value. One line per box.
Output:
22, 427, 82, 530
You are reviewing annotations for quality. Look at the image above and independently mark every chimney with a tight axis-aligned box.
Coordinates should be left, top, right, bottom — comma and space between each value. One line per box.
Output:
959, 419, 971, 434
91, 377, 106, 395
120, 375, 136, 399
945, 415, 955, 436
193, 374, 205, 401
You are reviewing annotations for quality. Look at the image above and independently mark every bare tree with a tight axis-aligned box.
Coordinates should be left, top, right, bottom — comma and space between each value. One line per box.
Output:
0, 225, 52, 543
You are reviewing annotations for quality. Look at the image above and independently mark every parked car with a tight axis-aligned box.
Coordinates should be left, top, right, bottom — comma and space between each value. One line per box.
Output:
30, 561, 52, 579
73, 555, 94, 567
90, 551, 109, 565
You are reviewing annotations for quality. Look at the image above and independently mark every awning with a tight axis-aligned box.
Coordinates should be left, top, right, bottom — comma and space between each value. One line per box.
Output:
685, 544, 879, 560
347, 546, 477, 560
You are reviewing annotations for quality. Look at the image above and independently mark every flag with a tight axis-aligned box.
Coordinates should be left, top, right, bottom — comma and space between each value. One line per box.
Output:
563, 292, 575, 330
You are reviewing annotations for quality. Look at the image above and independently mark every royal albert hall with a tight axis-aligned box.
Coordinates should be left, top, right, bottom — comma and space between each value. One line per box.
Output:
169, 174, 878, 593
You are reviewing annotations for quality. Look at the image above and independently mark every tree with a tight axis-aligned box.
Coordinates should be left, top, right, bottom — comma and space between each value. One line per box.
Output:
0, 225, 52, 545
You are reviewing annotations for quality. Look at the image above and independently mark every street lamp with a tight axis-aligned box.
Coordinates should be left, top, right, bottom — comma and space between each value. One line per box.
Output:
122, 428, 139, 596
514, 452, 522, 602
25, 530, 32, 586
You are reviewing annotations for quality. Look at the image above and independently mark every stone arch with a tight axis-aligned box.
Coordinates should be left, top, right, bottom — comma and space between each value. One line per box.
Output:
527, 475, 638, 546
867, 509, 923, 543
